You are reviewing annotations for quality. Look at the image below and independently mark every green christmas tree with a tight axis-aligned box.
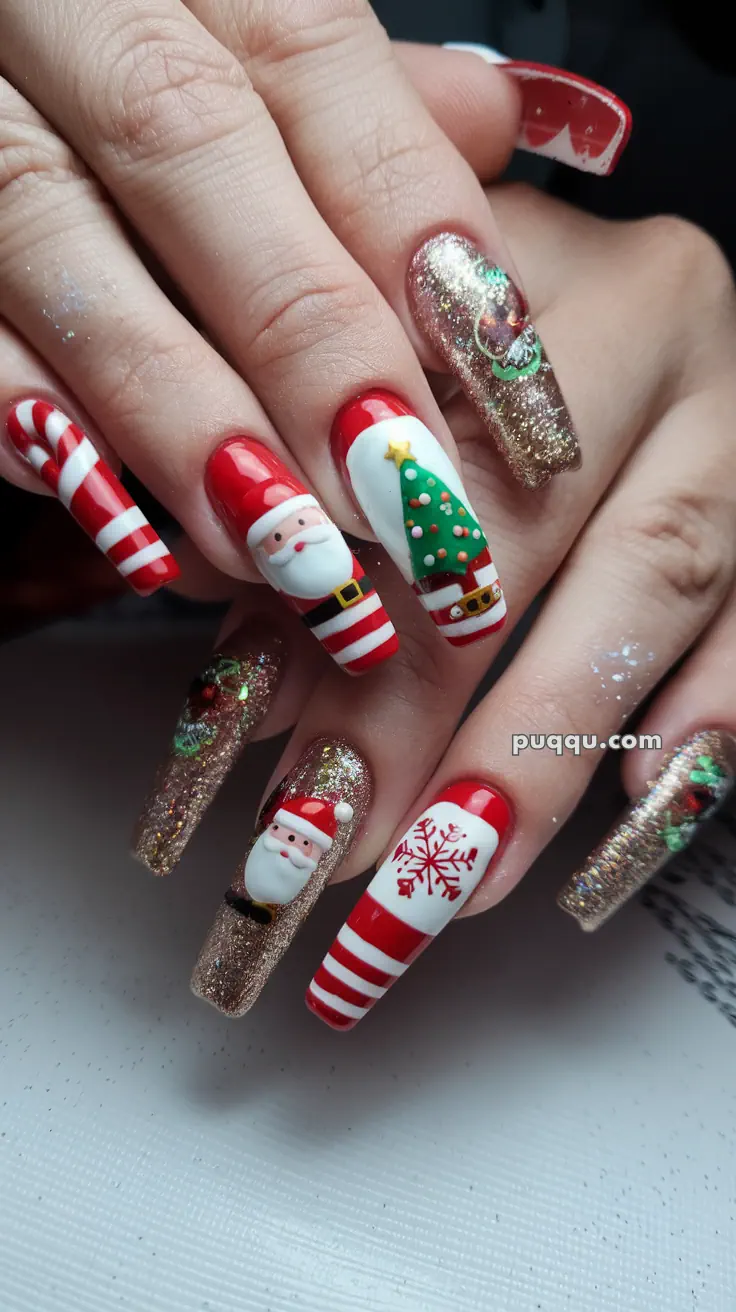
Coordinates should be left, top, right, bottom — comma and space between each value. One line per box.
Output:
385, 439, 488, 581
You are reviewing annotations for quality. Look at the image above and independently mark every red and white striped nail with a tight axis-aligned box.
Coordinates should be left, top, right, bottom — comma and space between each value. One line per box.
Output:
206, 437, 398, 675
306, 780, 513, 1029
333, 391, 506, 647
7, 399, 179, 595
444, 45, 632, 176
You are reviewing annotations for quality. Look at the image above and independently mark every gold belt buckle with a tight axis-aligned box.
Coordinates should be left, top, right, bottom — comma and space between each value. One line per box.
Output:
459, 580, 502, 618
336, 578, 361, 609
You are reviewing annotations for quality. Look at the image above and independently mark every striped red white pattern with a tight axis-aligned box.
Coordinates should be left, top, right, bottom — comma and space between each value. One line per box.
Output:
290, 557, 398, 675
307, 781, 513, 1030
7, 400, 178, 595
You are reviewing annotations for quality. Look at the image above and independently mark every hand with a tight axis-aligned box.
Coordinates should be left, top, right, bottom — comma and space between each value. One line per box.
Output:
170, 186, 736, 1023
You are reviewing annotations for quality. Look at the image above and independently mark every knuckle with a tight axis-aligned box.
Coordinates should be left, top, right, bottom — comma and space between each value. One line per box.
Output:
243, 269, 378, 372
612, 491, 731, 610
342, 123, 443, 224
0, 119, 83, 203
86, 17, 247, 166
501, 682, 591, 742
95, 332, 205, 431
386, 623, 451, 708
246, 0, 373, 65
637, 215, 734, 301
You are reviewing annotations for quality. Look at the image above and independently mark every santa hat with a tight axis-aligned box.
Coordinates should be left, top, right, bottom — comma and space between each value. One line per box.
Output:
274, 797, 354, 851
205, 438, 320, 550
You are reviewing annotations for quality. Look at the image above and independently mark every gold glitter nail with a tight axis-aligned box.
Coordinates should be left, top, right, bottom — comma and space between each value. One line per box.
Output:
558, 730, 736, 931
407, 232, 580, 489
131, 621, 285, 876
191, 738, 372, 1017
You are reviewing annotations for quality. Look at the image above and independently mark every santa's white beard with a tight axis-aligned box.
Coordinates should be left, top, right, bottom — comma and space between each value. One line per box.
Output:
257, 522, 354, 599
243, 831, 319, 905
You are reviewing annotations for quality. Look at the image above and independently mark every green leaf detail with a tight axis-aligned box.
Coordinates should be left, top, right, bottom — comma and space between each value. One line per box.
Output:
491, 331, 543, 381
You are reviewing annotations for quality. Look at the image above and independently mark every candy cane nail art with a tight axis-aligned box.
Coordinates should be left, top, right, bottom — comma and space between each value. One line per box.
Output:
206, 437, 398, 675
306, 781, 513, 1030
7, 399, 179, 594
333, 392, 506, 647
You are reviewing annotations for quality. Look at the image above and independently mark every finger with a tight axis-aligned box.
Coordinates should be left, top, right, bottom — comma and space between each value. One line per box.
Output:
557, 595, 736, 930
438, 44, 632, 176
182, 0, 579, 486
132, 588, 325, 875
0, 79, 398, 664
306, 376, 736, 1027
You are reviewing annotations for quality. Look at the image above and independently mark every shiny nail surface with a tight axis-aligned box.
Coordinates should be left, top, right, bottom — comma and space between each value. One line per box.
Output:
444, 47, 632, 176
191, 739, 371, 1017
7, 399, 178, 594
206, 438, 398, 674
132, 621, 285, 875
306, 780, 512, 1030
558, 730, 736, 931
333, 391, 506, 647
407, 234, 580, 489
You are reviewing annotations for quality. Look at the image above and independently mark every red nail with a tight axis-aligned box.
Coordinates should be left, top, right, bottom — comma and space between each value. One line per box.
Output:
7, 400, 178, 595
206, 436, 398, 675
306, 780, 513, 1029
504, 61, 632, 175
333, 391, 506, 647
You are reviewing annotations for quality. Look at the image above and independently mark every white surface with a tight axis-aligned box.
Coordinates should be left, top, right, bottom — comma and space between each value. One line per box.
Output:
1, 627, 736, 1311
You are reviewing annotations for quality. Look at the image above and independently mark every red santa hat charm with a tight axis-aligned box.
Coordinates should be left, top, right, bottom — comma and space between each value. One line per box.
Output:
274, 796, 354, 851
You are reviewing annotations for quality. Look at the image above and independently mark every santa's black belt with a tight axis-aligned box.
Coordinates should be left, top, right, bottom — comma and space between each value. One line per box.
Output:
302, 576, 372, 629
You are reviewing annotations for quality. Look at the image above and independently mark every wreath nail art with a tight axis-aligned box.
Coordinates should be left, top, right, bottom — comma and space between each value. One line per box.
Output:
558, 732, 736, 931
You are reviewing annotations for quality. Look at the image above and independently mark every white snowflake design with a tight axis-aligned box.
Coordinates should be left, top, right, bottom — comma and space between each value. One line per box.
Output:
392, 817, 478, 901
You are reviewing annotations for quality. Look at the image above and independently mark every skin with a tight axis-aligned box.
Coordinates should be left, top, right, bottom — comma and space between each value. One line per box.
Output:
268, 822, 319, 864
260, 506, 330, 557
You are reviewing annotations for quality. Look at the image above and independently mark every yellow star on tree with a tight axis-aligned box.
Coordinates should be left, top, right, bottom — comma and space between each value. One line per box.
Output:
384, 438, 415, 469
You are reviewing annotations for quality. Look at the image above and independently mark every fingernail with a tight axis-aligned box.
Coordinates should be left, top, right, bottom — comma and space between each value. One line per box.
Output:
333, 391, 506, 646
191, 738, 371, 1016
206, 438, 398, 674
443, 46, 632, 176
558, 730, 736, 931
7, 399, 179, 594
132, 621, 285, 875
306, 780, 513, 1030
408, 233, 580, 489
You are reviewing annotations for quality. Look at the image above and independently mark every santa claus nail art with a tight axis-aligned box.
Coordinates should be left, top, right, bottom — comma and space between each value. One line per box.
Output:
206, 439, 398, 674
306, 780, 512, 1030
7, 399, 179, 594
191, 739, 371, 1017
333, 392, 506, 647
132, 620, 285, 876
444, 47, 632, 176
408, 234, 580, 489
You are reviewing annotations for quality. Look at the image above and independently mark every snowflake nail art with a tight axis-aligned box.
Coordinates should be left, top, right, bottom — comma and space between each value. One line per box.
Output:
306, 781, 513, 1030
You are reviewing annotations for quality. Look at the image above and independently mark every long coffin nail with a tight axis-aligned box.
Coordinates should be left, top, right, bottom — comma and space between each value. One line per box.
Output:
306, 780, 512, 1030
333, 391, 506, 647
7, 399, 179, 594
191, 739, 371, 1016
444, 46, 632, 176
206, 438, 398, 674
558, 730, 736, 931
407, 233, 580, 489
132, 621, 285, 875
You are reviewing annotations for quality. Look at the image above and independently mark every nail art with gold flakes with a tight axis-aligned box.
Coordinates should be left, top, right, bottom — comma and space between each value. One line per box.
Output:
191, 738, 371, 1016
407, 232, 580, 489
132, 621, 285, 876
558, 730, 736, 931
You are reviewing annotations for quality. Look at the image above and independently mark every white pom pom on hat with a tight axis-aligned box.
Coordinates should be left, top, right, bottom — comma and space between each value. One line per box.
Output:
334, 801, 354, 824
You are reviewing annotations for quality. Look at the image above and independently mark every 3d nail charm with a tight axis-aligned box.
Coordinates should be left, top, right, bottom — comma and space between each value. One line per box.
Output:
408, 234, 580, 489
133, 622, 285, 875
333, 391, 506, 646
7, 399, 178, 594
191, 739, 371, 1016
307, 781, 512, 1030
558, 730, 736, 931
206, 438, 397, 674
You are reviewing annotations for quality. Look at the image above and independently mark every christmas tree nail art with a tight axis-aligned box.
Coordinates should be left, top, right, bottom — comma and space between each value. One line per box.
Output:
132, 622, 285, 876
558, 731, 736, 931
306, 781, 512, 1030
333, 391, 506, 647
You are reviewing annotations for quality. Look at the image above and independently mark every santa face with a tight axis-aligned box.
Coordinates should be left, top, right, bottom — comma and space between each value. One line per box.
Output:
243, 821, 321, 905
256, 506, 354, 599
